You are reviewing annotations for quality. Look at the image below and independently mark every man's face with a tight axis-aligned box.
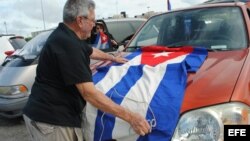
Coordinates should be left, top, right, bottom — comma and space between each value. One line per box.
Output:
78, 9, 95, 39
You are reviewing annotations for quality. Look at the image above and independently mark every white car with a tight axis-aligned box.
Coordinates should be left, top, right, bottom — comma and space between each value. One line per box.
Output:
0, 34, 26, 64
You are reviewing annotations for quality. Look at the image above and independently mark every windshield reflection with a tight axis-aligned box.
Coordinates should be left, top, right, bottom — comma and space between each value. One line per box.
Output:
128, 7, 247, 51
18, 31, 52, 58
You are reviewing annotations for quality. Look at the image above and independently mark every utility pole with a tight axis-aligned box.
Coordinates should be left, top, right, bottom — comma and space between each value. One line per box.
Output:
4, 21, 8, 34
40, 0, 46, 30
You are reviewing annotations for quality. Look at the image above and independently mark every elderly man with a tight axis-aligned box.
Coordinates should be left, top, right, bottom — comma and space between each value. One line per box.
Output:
23, 0, 150, 141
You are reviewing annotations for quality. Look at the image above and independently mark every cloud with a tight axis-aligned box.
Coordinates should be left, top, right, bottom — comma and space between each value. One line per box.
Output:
0, 0, 209, 37
13, 0, 64, 24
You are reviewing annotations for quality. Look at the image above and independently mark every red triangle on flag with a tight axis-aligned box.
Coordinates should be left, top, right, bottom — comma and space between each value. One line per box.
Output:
100, 32, 108, 43
141, 46, 193, 66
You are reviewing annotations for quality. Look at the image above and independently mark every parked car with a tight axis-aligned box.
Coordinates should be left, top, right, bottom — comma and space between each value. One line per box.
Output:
0, 31, 51, 118
82, 1, 250, 141
0, 34, 26, 64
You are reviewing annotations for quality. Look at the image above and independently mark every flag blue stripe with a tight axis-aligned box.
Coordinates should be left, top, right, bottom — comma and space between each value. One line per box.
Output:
137, 62, 187, 141
185, 47, 207, 72
93, 33, 100, 48
93, 50, 142, 84
93, 65, 144, 141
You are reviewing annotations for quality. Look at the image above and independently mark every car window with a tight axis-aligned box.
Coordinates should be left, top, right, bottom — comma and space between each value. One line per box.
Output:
0, 37, 14, 52
106, 21, 134, 43
106, 20, 145, 43
129, 7, 247, 51
18, 31, 52, 58
9, 37, 26, 50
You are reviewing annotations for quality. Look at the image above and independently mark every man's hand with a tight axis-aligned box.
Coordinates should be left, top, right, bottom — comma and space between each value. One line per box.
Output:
128, 111, 151, 136
90, 48, 128, 64
112, 56, 128, 64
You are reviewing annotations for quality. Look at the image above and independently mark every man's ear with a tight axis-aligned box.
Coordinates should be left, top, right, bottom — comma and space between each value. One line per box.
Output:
76, 16, 83, 28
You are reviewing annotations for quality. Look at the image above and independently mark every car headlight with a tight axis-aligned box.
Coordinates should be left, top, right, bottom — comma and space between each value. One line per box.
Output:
0, 85, 28, 98
171, 102, 250, 141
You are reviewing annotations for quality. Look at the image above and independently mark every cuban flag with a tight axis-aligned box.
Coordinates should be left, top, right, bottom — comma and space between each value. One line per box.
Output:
83, 46, 207, 141
93, 32, 110, 49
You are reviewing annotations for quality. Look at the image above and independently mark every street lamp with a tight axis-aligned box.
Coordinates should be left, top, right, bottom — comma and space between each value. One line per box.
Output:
40, 0, 46, 30
4, 21, 8, 34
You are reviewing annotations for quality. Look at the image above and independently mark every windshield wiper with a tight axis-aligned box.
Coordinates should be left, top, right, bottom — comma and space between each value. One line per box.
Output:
168, 45, 186, 48
127, 46, 141, 49
7, 54, 26, 61
2, 54, 26, 66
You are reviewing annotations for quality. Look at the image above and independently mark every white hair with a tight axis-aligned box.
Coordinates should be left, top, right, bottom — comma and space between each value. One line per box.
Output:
63, 0, 95, 23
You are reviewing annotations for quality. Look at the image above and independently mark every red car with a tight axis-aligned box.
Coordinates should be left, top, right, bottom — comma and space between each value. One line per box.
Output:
87, 1, 250, 141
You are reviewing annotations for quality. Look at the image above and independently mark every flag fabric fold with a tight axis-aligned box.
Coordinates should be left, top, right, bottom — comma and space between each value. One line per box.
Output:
84, 46, 207, 141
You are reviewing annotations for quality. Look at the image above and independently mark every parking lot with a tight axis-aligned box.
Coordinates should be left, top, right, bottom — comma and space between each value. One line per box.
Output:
0, 116, 30, 141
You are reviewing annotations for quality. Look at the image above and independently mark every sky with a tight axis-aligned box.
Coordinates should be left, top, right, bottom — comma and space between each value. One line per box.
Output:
0, 0, 206, 37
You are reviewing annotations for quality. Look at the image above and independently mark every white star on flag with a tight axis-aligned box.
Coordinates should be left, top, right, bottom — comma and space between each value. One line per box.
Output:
153, 52, 171, 58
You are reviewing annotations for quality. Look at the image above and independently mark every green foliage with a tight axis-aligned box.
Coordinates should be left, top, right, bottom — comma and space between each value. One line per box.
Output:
25, 37, 32, 42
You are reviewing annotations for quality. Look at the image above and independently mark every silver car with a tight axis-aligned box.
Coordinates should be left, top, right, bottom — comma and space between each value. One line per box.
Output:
0, 31, 51, 118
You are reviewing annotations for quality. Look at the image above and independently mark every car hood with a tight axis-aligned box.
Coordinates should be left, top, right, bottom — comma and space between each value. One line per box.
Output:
0, 65, 37, 92
111, 49, 248, 114
181, 49, 248, 113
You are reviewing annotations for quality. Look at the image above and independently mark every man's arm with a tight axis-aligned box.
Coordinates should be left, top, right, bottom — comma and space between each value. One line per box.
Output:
76, 82, 150, 136
90, 48, 127, 63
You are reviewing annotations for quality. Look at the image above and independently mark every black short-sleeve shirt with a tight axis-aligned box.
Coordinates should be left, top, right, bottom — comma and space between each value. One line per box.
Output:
23, 23, 93, 127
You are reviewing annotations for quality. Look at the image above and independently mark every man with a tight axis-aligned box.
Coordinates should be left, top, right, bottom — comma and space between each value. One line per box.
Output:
23, 0, 150, 141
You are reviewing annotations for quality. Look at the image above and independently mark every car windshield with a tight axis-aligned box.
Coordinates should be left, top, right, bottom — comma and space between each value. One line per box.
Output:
18, 31, 52, 59
128, 7, 247, 51
106, 20, 145, 43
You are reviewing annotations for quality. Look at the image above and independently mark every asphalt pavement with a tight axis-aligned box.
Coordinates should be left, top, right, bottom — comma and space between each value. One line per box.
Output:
0, 116, 30, 141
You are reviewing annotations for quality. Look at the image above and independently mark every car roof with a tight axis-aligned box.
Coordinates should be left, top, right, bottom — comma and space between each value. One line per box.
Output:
150, 1, 246, 17
103, 18, 146, 23
204, 0, 249, 4
0, 34, 15, 37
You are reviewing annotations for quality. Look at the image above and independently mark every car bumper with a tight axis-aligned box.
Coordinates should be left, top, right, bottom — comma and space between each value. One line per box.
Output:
0, 96, 28, 118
